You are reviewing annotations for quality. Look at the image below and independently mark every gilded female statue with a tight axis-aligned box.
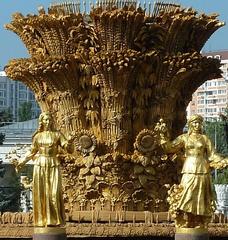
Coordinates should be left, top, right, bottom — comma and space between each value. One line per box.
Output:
160, 114, 225, 228
15, 112, 73, 227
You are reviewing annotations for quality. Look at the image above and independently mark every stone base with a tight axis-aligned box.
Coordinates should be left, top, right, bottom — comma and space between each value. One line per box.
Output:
33, 227, 67, 240
175, 228, 209, 240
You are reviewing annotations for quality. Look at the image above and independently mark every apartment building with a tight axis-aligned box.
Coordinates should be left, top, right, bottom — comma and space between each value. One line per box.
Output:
0, 71, 40, 121
187, 50, 228, 121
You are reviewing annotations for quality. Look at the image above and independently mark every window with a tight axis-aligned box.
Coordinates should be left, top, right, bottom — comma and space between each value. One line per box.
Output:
29, 92, 35, 100
206, 90, 217, 95
218, 81, 226, 86
218, 98, 226, 103
19, 92, 27, 99
206, 108, 217, 113
197, 109, 204, 113
197, 91, 204, 96
32, 102, 37, 108
206, 99, 217, 104
0, 91, 6, 98
197, 100, 204, 104
19, 100, 26, 106
218, 90, 226, 94
0, 100, 6, 106
0, 83, 7, 89
19, 84, 26, 90
206, 91, 213, 95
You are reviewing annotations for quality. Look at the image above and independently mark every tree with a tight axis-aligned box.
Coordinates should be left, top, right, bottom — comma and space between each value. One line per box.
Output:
214, 168, 228, 184
0, 167, 21, 212
204, 107, 228, 155
0, 132, 5, 145
0, 108, 13, 126
205, 121, 228, 155
0, 160, 5, 178
18, 101, 32, 122
0, 110, 20, 212
220, 108, 228, 146
0, 109, 6, 177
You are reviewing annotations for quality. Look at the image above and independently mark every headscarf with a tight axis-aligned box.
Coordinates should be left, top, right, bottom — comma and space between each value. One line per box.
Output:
187, 114, 203, 125
187, 114, 204, 134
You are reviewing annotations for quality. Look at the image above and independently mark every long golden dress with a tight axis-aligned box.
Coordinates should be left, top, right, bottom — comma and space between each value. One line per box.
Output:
165, 133, 217, 217
30, 130, 67, 227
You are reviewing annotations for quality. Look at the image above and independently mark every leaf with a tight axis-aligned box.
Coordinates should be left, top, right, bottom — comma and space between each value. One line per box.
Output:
134, 164, 144, 174
90, 166, 101, 175
138, 174, 148, 187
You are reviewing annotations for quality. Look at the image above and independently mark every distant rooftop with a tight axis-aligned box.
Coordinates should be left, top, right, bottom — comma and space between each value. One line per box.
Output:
0, 71, 6, 77
0, 119, 38, 162
0, 119, 38, 136
202, 50, 228, 60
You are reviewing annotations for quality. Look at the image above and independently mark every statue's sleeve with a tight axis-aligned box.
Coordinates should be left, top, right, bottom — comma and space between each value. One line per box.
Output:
206, 136, 221, 162
161, 135, 185, 154
58, 132, 68, 148
23, 135, 38, 162
30, 136, 38, 154
59, 132, 74, 153
205, 135, 228, 170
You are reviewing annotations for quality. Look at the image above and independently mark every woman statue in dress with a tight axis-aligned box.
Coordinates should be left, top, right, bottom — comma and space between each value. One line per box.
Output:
160, 114, 226, 228
15, 112, 73, 227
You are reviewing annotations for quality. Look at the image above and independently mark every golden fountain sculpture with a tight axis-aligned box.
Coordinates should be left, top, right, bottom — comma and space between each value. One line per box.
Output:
158, 115, 228, 239
4, 0, 225, 236
14, 112, 73, 239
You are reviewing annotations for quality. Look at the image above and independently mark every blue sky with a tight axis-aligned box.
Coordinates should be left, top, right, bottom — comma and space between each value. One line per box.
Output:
0, 0, 228, 69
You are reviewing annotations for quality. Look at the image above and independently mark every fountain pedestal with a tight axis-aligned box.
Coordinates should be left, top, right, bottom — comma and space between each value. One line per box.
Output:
33, 227, 67, 240
175, 228, 209, 240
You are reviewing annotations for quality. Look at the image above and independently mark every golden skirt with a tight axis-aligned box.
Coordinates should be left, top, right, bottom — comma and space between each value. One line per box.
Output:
178, 173, 216, 216
33, 164, 65, 227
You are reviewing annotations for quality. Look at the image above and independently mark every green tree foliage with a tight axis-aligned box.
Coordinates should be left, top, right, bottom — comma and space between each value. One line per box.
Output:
0, 108, 13, 126
204, 107, 228, 155
0, 160, 5, 178
0, 132, 5, 145
0, 109, 7, 178
0, 109, 20, 211
204, 121, 228, 155
0, 108, 12, 144
0, 169, 21, 212
18, 101, 32, 122
205, 109, 228, 184
214, 168, 228, 184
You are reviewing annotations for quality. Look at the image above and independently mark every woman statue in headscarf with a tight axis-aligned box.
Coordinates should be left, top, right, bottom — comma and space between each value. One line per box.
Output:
15, 112, 73, 228
160, 114, 226, 229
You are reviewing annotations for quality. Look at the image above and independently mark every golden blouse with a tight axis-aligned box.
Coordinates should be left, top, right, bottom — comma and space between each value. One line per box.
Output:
31, 131, 68, 167
162, 133, 220, 174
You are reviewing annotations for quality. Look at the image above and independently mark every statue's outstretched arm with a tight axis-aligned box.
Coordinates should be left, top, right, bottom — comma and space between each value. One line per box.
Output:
206, 136, 228, 169
161, 135, 184, 154
14, 139, 38, 172
59, 131, 74, 153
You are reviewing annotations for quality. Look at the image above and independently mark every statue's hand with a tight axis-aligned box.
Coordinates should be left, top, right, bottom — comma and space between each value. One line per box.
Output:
154, 119, 170, 145
14, 160, 25, 173
160, 133, 168, 145
68, 131, 76, 144
16, 162, 25, 172
210, 158, 228, 169
10, 159, 19, 171
221, 157, 228, 168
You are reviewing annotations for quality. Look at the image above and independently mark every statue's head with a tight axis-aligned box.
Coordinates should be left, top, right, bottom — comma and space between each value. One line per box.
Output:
187, 114, 204, 134
38, 112, 54, 131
